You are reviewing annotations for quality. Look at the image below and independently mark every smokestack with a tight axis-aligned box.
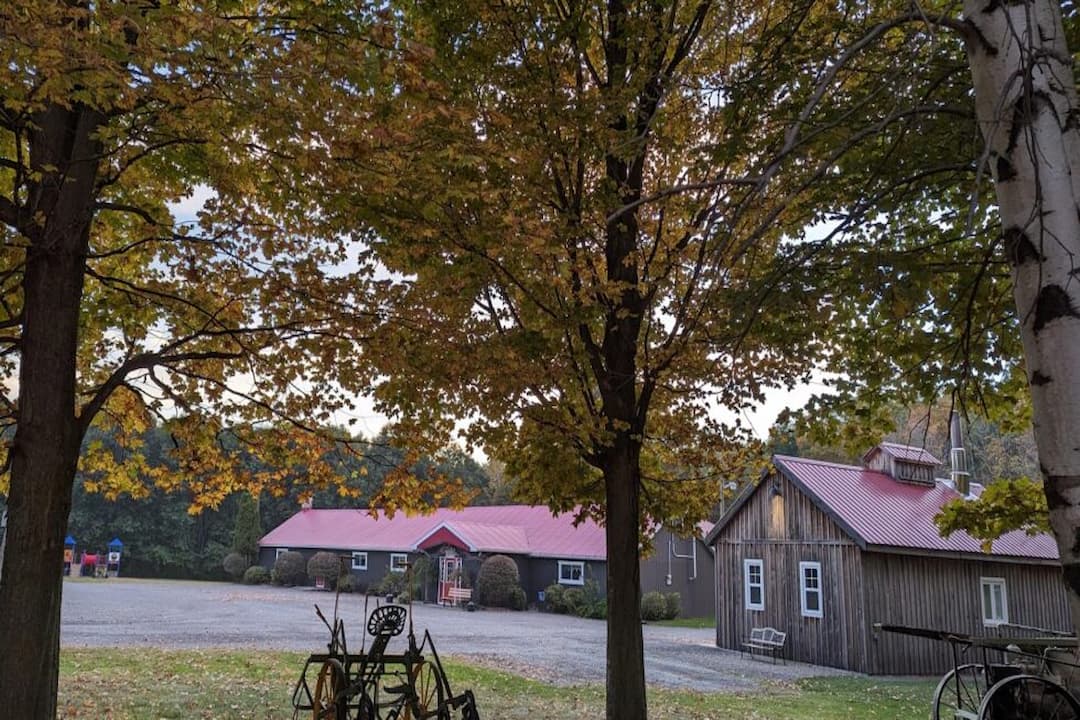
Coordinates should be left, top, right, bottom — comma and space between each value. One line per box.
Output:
949, 411, 971, 496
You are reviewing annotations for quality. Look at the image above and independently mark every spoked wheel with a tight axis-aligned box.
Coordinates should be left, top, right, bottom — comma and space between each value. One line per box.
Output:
404, 660, 447, 720
313, 659, 347, 720
933, 663, 990, 720
978, 674, 1080, 720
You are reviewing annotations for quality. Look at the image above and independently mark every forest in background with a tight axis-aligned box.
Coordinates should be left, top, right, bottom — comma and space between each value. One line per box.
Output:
9, 402, 1036, 581
51, 426, 500, 580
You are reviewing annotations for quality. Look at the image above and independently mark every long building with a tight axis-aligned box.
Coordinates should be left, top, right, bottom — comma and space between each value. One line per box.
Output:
260, 504, 715, 616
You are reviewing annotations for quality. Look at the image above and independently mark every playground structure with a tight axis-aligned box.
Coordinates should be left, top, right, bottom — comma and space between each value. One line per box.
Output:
65, 536, 123, 578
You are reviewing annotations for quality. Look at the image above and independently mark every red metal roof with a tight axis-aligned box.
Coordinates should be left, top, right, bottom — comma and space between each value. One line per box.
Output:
260, 505, 607, 560
773, 455, 1057, 560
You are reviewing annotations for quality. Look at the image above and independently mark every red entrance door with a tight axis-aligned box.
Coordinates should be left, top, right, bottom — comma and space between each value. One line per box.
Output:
438, 556, 462, 605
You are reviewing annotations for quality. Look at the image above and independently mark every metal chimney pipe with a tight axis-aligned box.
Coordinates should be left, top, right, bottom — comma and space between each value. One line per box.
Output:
949, 411, 971, 496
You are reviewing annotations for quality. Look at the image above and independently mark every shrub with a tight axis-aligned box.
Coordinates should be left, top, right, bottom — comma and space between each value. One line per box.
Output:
337, 575, 361, 594
243, 565, 271, 585
663, 592, 681, 620
475, 555, 524, 609
395, 589, 411, 604
272, 551, 307, 586
641, 591, 666, 621
307, 552, 344, 589
375, 572, 407, 597
544, 583, 567, 613
562, 587, 586, 616
577, 580, 606, 619
510, 586, 528, 611
222, 552, 249, 581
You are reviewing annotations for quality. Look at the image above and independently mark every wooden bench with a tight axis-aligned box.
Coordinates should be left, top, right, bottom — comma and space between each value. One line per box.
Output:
742, 627, 787, 664
445, 587, 472, 605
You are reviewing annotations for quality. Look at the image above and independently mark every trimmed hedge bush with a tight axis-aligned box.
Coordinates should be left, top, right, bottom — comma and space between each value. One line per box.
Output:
307, 551, 344, 589
641, 591, 667, 621
664, 592, 681, 620
272, 551, 307, 586
222, 552, 249, 581
243, 565, 271, 585
641, 591, 681, 620
475, 555, 525, 609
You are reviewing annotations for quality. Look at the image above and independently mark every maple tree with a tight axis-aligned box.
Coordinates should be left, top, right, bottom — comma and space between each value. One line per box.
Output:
0, 3, 449, 715
344, 2, 990, 717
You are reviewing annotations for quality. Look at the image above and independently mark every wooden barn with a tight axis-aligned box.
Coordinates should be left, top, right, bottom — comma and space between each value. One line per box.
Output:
706, 442, 1070, 675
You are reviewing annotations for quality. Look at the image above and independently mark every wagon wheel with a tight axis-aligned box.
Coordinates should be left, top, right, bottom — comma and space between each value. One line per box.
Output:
933, 663, 989, 720
403, 660, 447, 720
978, 674, 1080, 720
313, 659, 347, 720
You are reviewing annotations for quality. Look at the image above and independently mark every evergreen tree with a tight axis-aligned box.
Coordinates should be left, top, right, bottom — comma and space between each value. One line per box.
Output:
232, 494, 262, 564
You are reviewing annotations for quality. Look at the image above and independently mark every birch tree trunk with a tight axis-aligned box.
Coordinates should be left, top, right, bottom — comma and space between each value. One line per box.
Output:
963, 0, 1080, 627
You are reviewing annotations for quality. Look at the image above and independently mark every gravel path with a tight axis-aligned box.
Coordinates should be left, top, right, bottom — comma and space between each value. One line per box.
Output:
60, 578, 850, 692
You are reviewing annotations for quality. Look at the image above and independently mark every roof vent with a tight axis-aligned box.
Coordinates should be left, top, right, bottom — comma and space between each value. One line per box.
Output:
863, 442, 941, 487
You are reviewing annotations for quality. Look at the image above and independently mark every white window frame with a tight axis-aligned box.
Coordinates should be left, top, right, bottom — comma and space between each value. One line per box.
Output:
351, 551, 368, 571
275, 548, 289, 559
799, 561, 823, 618
743, 559, 765, 611
981, 577, 1009, 626
390, 553, 408, 573
558, 560, 585, 586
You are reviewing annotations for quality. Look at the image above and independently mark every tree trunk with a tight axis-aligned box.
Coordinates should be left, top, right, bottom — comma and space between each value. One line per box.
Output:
0, 102, 101, 718
604, 440, 646, 720
963, 0, 1080, 628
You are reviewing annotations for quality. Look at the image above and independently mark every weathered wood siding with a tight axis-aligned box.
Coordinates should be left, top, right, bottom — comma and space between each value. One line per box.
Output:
863, 551, 1070, 675
714, 472, 868, 672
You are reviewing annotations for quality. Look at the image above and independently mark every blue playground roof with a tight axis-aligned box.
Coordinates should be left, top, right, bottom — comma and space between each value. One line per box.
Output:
108, 537, 123, 547
64, 535, 76, 546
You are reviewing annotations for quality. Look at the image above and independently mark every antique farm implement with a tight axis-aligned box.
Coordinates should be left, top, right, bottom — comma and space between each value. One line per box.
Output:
292, 585, 480, 719
877, 623, 1080, 719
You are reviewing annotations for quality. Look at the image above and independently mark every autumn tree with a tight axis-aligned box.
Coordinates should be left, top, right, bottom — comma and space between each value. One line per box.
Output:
0, 3, 430, 716
347, 2, 984, 716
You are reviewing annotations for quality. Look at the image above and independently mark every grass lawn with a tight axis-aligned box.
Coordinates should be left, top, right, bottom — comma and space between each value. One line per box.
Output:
58, 648, 936, 719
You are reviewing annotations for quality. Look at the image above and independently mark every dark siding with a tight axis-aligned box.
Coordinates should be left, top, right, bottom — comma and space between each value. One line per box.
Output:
523, 557, 606, 603
258, 546, 413, 592
640, 528, 715, 618
863, 552, 1071, 675
713, 472, 867, 672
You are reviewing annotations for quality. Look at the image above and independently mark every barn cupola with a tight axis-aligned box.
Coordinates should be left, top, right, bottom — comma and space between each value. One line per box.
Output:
862, 442, 941, 487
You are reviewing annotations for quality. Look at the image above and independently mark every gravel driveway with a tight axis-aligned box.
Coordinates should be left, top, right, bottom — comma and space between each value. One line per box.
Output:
60, 578, 848, 692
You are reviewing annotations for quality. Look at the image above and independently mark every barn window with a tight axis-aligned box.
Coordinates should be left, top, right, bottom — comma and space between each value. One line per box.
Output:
558, 560, 585, 586
275, 548, 289, 559
981, 577, 1008, 626
351, 552, 368, 571
744, 559, 764, 611
799, 562, 823, 618
390, 553, 409, 573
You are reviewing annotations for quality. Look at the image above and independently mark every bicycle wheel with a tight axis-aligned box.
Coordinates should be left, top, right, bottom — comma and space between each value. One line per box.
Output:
978, 674, 1080, 719
313, 659, 347, 720
933, 663, 989, 720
